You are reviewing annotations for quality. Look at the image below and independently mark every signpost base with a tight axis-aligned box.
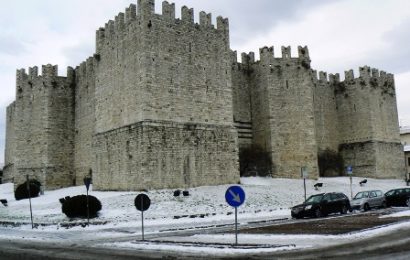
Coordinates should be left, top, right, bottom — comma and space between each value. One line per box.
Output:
235, 207, 238, 246
26, 175, 34, 229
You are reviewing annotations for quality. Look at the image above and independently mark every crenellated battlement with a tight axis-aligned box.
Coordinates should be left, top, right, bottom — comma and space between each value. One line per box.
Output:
312, 66, 395, 89
259, 46, 274, 62
114, 13, 125, 32
319, 71, 328, 82
181, 6, 194, 24
16, 68, 28, 84
258, 45, 310, 61
199, 11, 213, 28
15, 64, 75, 102
77, 56, 95, 78
298, 46, 310, 59
137, 0, 155, 17
231, 50, 237, 64
241, 52, 255, 65
281, 46, 291, 59
29, 67, 38, 78
312, 70, 340, 84
217, 16, 229, 31
125, 4, 137, 23
162, 1, 175, 20
16, 64, 74, 84
42, 64, 58, 78
338, 66, 394, 82
329, 73, 340, 84
95, 1, 230, 54
230, 51, 255, 72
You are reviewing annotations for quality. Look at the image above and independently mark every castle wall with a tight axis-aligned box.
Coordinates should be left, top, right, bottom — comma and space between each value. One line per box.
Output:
74, 58, 96, 183
313, 72, 340, 152
3, 102, 16, 183
93, 121, 239, 191
12, 66, 75, 189
337, 67, 404, 178
339, 141, 377, 176
231, 52, 253, 149
375, 142, 405, 179
336, 69, 376, 143
251, 46, 318, 178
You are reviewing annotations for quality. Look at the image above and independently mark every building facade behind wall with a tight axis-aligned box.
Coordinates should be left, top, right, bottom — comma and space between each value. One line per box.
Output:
3, 0, 405, 190
400, 128, 410, 179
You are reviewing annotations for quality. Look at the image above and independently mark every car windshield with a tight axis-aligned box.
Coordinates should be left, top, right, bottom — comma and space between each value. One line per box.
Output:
305, 194, 323, 204
385, 190, 395, 196
354, 191, 369, 199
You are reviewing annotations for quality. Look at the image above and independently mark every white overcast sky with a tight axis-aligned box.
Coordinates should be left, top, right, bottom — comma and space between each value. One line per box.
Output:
1, 0, 410, 165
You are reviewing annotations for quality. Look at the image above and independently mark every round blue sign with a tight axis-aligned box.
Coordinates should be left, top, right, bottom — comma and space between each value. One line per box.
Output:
225, 186, 246, 207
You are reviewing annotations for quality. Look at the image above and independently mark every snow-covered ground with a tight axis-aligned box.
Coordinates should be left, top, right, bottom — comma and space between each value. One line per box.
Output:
105, 221, 410, 255
0, 177, 409, 256
0, 177, 407, 227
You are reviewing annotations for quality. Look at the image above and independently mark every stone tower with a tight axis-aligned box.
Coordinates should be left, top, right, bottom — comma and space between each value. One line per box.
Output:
335, 67, 403, 178
4, 66, 75, 188
232, 46, 319, 178
89, 1, 238, 190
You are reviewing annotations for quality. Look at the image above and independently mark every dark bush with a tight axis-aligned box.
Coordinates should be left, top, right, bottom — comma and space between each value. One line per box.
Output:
14, 180, 41, 201
61, 195, 102, 219
318, 149, 345, 177
173, 190, 181, 197
182, 190, 190, 197
239, 144, 272, 177
0, 199, 7, 207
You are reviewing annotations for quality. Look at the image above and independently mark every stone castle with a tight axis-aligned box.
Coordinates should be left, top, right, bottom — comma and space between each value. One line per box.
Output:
3, 0, 405, 191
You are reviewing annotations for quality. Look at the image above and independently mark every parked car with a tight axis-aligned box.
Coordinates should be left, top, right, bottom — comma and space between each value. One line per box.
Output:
384, 188, 410, 207
291, 192, 351, 218
350, 190, 386, 211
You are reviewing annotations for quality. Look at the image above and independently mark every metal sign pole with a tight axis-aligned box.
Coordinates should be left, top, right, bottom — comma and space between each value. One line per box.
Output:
235, 207, 238, 246
141, 197, 144, 241
26, 175, 34, 229
350, 175, 353, 199
303, 177, 307, 202
301, 167, 307, 201
86, 189, 90, 226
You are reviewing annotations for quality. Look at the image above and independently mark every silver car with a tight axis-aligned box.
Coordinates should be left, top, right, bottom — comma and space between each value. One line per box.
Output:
351, 190, 386, 211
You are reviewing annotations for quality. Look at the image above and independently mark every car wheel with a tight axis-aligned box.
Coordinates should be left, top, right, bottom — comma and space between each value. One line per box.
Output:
340, 205, 348, 214
364, 203, 370, 211
406, 198, 410, 207
315, 208, 323, 218
381, 201, 387, 208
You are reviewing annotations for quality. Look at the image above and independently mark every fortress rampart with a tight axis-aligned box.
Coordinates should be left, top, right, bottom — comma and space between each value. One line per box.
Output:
3, 0, 405, 190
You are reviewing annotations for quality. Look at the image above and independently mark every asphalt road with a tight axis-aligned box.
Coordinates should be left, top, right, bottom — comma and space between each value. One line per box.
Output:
0, 208, 409, 260
262, 224, 410, 260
